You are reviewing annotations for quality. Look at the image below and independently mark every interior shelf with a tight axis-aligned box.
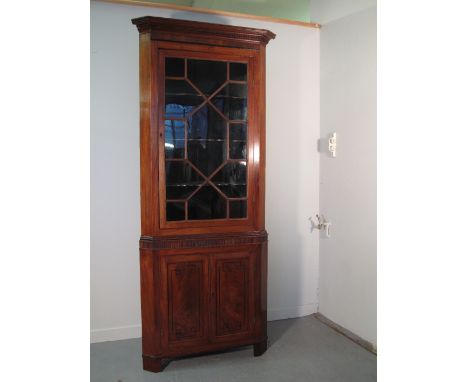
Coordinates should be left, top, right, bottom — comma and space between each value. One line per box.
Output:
166, 93, 246, 99
167, 183, 247, 187
166, 139, 246, 142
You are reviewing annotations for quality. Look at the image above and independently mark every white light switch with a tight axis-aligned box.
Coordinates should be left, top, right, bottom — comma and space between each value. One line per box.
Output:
328, 132, 337, 157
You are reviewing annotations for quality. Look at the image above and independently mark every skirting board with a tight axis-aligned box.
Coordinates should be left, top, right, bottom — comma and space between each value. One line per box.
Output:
91, 324, 142, 343
91, 303, 318, 343
267, 303, 318, 322
313, 313, 377, 354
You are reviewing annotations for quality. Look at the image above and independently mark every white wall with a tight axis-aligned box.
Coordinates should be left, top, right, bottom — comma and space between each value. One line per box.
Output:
318, 5, 377, 346
91, 1, 320, 342
310, 0, 376, 24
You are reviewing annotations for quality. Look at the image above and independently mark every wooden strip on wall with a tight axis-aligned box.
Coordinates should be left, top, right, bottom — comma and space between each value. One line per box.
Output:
313, 313, 377, 354
93, 0, 321, 28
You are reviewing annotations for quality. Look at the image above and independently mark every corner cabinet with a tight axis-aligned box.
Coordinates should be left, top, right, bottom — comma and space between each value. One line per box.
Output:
132, 16, 275, 372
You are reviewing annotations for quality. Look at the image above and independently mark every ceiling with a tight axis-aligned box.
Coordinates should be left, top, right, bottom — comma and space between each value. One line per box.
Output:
142, 0, 312, 23
124, 0, 376, 24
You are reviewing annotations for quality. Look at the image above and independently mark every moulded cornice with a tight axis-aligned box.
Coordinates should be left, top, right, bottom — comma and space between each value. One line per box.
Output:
131, 16, 276, 49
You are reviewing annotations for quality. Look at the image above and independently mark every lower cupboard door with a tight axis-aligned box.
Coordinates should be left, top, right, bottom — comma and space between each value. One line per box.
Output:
211, 251, 256, 341
160, 254, 209, 349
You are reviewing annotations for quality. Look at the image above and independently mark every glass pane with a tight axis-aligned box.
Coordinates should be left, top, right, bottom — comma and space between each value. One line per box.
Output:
212, 162, 247, 198
230, 200, 247, 219
167, 202, 185, 221
166, 57, 184, 77
229, 62, 247, 81
187, 104, 226, 176
165, 79, 204, 118
212, 83, 248, 121
229, 123, 247, 159
188, 185, 226, 220
165, 161, 204, 200
188, 59, 227, 96
165, 119, 185, 159
163, 59, 250, 223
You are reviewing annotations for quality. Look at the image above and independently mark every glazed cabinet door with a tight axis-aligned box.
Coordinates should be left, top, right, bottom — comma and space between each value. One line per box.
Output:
210, 251, 256, 341
158, 47, 260, 233
160, 254, 209, 350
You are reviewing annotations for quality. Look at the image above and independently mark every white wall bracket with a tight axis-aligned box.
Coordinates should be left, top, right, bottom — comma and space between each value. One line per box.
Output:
309, 214, 332, 237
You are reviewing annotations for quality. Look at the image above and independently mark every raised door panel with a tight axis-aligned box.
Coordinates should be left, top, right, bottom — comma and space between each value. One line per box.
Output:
160, 255, 209, 349
211, 251, 255, 341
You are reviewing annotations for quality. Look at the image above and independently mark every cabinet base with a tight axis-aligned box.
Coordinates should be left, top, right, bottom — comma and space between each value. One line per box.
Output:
253, 338, 268, 357
142, 339, 269, 373
142, 355, 165, 373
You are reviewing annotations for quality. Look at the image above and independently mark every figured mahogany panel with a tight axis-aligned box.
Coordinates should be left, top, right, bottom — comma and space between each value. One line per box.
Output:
161, 255, 209, 347
169, 263, 201, 340
211, 252, 255, 339
216, 259, 248, 334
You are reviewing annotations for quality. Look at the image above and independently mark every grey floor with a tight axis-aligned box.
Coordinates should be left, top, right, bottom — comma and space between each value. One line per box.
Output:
91, 315, 376, 382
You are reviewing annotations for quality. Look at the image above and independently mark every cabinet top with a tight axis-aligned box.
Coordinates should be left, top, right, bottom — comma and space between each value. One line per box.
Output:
131, 16, 275, 49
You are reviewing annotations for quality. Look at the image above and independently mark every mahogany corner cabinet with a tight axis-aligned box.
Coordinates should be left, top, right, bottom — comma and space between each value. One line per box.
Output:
131, 16, 275, 372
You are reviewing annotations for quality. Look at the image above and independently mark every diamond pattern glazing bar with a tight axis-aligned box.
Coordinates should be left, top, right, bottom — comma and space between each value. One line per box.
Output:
164, 56, 249, 221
